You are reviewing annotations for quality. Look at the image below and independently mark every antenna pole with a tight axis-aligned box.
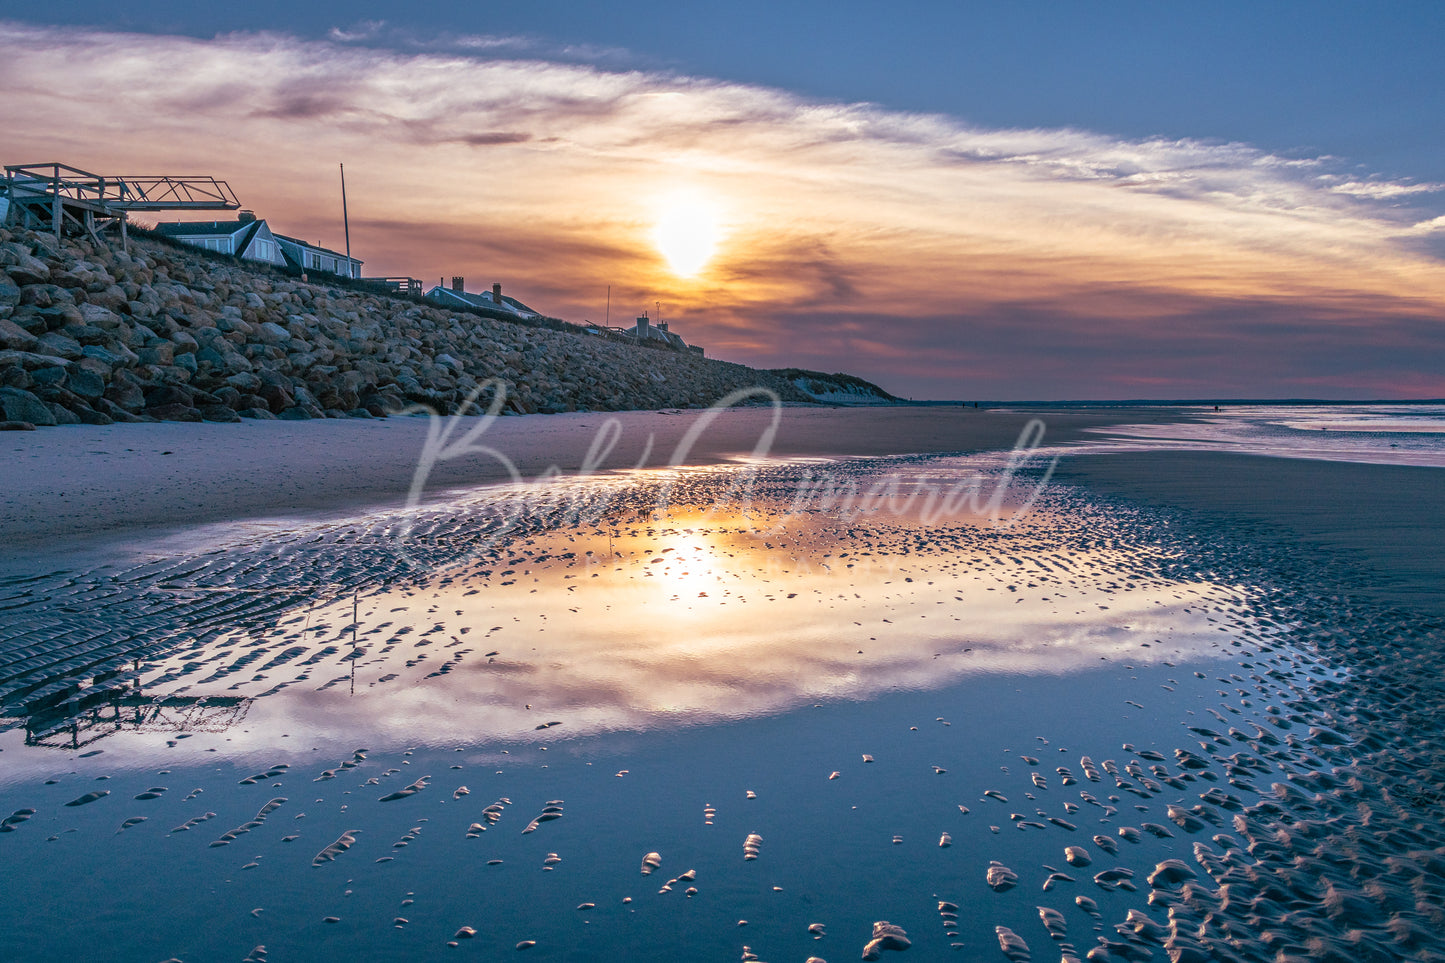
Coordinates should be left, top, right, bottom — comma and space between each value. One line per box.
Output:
605, 285, 610, 327
340, 163, 352, 277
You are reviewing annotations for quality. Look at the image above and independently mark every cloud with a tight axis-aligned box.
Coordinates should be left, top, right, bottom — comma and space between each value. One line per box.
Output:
0, 21, 1442, 398
1330, 180, 1445, 200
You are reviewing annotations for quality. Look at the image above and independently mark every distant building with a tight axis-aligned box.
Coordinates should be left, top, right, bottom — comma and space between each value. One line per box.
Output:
625, 314, 691, 352
272, 233, 363, 279
151, 211, 287, 267
425, 278, 539, 319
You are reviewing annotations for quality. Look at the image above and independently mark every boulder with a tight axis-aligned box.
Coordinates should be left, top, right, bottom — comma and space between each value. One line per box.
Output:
66, 367, 106, 399
0, 318, 39, 351
143, 402, 202, 422
30, 366, 68, 390
78, 302, 123, 329
93, 398, 142, 423
259, 382, 294, 413
76, 406, 113, 426
82, 343, 138, 367
104, 371, 147, 412
200, 404, 241, 423
35, 331, 84, 360
144, 384, 195, 408
137, 343, 176, 366
1, 248, 52, 285
0, 387, 57, 426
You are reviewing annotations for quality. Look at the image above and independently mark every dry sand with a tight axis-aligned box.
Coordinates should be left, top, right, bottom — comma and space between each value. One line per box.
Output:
0, 405, 1175, 556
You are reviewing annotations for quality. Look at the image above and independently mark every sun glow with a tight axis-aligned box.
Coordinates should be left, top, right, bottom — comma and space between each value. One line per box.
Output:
654, 191, 723, 277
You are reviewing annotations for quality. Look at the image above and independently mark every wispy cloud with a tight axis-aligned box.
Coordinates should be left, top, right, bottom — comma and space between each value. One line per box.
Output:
0, 21, 1441, 398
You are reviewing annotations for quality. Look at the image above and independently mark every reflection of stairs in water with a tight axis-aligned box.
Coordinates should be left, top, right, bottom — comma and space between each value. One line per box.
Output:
19, 694, 252, 751
0, 543, 360, 748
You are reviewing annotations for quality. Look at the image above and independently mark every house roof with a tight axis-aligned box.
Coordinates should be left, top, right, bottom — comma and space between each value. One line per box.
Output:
271, 233, 359, 261
153, 220, 251, 237
425, 286, 538, 317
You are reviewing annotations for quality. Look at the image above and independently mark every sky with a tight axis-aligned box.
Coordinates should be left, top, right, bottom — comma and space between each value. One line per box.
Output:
3, 2, 1444, 399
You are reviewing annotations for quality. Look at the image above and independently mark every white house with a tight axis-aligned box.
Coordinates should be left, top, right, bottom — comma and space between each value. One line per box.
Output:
151, 211, 287, 267
272, 233, 363, 279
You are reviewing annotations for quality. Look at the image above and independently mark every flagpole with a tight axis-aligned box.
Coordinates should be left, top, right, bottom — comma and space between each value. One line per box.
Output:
340, 163, 352, 277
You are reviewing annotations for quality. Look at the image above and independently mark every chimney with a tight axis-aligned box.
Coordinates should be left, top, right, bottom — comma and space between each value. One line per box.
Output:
658, 320, 668, 332
636, 314, 650, 339
237, 210, 257, 223
492, 282, 503, 304
451, 276, 464, 292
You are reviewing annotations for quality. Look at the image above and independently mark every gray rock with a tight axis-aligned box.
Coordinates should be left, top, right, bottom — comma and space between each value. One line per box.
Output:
35, 331, 84, 360
144, 384, 195, 408
0, 318, 39, 351
30, 366, 68, 389
200, 404, 241, 423
0, 387, 57, 426
143, 402, 201, 422
277, 405, 312, 420
63, 324, 111, 346
0, 420, 37, 431
137, 343, 176, 366
237, 407, 277, 419
77, 302, 123, 329
0, 365, 30, 389
82, 342, 138, 367
104, 371, 146, 412
258, 321, 291, 345
1, 249, 52, 285
225, 372, 263, 392
67, 367, 106, 399
47, 401, 81, 425
76, 406, 113, 425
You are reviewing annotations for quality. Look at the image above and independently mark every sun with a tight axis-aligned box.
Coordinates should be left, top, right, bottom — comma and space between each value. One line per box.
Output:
653, 190, 723, 277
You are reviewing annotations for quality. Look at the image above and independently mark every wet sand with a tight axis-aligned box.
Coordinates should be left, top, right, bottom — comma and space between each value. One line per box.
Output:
4, 407, 1445, 961
1056, 451, 1445, 617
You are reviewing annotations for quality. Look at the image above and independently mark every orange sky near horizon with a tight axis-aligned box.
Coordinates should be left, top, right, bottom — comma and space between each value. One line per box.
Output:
3, 23, 1444, 399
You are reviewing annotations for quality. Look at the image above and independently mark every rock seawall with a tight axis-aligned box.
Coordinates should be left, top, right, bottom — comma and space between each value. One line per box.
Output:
0, 226, 887, 428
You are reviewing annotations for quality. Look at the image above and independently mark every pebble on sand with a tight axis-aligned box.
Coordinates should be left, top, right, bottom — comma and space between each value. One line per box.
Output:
861, 921, 910, 960
64, 790, 110, 807
986, 861, 1018, 892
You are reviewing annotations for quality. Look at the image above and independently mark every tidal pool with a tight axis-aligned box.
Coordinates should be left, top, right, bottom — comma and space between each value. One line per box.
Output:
2, 455, 1420, 962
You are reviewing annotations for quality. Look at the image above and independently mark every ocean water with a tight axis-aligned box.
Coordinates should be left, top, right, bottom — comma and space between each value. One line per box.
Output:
1, 419, 1443, 961
1064, 402, 1445, 467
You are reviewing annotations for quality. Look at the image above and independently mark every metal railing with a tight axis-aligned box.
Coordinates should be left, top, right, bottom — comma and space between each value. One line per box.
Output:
3, 162, 239, 212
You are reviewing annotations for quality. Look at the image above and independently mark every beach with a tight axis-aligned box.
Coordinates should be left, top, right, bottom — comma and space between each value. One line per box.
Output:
2, 403, 1444, 962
